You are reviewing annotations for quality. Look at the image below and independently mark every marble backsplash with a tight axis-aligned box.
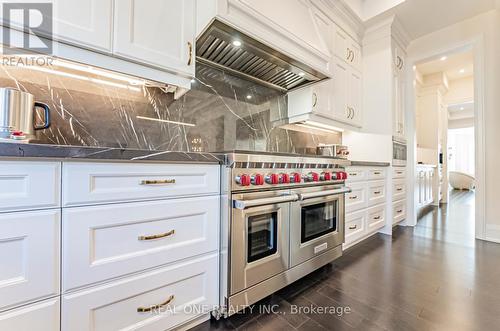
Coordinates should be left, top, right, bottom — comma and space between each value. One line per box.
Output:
0, 61, 341, 154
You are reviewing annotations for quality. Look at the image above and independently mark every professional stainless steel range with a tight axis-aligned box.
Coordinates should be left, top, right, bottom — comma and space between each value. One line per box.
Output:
216, 151, 351, 318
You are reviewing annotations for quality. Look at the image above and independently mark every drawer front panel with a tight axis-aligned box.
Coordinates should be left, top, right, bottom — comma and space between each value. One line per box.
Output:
63, 196, 219, 291
62, 162, 219, 206
344, 210, 366, 245
0, 210, 60, 311
366, 204, 386, 232
367, 180, 386, 207
392, 167, 406, 179
0, 298, 60, 331
62, 254, 218, 331
345, 182, 367, 213
345, 168, 367, 182
393, 179, 406, 201
0, 161, 60, 212
367, 168, 386, 181
393, 200, 406, 224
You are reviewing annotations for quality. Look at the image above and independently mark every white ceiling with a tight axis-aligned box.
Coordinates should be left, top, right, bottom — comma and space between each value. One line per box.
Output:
416, 51, 474, 81
448, 102, 474, 120
362, 0, 496, 39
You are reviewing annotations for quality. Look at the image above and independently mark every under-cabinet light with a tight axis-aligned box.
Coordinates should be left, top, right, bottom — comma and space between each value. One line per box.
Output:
296, 121, 344, 133
136, 116, 196, 127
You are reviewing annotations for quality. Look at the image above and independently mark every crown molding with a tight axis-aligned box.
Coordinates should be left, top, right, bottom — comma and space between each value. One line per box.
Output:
317, 0, 365, 39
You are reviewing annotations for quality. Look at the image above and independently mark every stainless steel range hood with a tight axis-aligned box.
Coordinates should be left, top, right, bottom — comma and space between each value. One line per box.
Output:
196, 20, 328, 92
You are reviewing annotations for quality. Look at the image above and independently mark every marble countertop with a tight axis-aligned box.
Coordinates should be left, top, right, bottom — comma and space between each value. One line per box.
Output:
0, 142, 224, 164
349, 160, 391, 167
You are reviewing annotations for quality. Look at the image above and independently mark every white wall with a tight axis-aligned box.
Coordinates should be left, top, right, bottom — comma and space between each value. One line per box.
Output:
407, 9, 500, 241
448, 127, 475, 175
445, 76, 474, 105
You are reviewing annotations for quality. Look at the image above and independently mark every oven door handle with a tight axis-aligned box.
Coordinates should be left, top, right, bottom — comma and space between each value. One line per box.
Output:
233, 194, 299, 210
298, 187, 352, 200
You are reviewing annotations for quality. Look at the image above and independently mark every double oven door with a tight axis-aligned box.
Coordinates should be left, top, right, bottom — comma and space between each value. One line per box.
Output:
290, 185, 348, 267
230, 190, 297, 295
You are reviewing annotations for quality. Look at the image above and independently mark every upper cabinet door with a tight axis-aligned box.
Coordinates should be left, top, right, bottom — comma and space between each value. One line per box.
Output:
113, 0, 195, 77
52, 0, 113, 52
331, 60, 349, 122
349, 69, 363, 127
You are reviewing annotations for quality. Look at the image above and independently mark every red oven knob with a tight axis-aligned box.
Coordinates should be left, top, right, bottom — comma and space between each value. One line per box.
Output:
321, 172, 332, 181
236, 174, 251, 186
306, 172, 319, 182
280, 173, 290, 184
265, 173, 279, 185
335, 171, 347, 180
291, 173, 302, 183
252, 174, 264, 185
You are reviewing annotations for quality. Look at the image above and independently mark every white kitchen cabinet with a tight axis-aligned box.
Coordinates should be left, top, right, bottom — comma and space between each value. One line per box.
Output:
0, 298, 60, 331
331, 58, 363, 127
0, 161, 60, 213
416, 166, 435, 211
393, 42, 406, 139
0, 210, 60, 312
114, 0, 196, 77
63, 196, 219, 291
62, 253, 218, 331
332, 24, 362, 72
344, 166, 388, 249
52, 0, 113, 51
62, 162, 219, 207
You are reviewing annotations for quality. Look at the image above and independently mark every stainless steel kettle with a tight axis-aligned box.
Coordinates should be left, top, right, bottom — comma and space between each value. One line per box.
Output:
0, 88, 50, 139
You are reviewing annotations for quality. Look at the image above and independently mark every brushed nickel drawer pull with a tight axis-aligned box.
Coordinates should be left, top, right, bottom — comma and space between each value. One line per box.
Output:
138, 229, 175, 241
349, 196, 358, 200
374, 191, 381, 195
396, 171, 403, 175
397, 188, 403, 191
373, 172, 382, 175
397, 209, 403, 213
137, 295, 174, 313
349, 225, 357, 230
373, 216, 381, 220
140, 179, 176, 185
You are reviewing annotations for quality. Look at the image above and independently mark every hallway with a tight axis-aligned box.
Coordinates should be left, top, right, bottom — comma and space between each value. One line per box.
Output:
192, 189, 500, 331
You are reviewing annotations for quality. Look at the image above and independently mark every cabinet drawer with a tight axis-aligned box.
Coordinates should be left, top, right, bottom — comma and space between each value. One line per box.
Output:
392, 167, 406, 179
0, 298, 60, 331
366, 204, 385, 232
367, 180, 386, 207
393, 179, 406, 201
344, 210, 366, 245
0, 210, 60, 312
393, 200, 406, 224
345, 182, 367, 213
367, 168, 386, 180
62, 253, 218, 331
62, 162, 219, 206
0, 161, 60, 212
345, 168, 367, 182
63, 196, 219, 291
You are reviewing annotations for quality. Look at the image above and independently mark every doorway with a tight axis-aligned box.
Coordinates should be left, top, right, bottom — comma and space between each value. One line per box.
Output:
410, 47, 480, 243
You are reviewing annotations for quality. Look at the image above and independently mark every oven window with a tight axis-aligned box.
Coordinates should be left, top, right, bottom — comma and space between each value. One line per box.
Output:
301, 201, 337, 243
247, 212, 278, 263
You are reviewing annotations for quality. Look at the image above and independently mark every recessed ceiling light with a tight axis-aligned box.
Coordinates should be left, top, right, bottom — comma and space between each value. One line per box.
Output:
190, 79, 196, 83
232, 40, 242, 47
459, 69, 465, 74
412, 65, 416, 71
246, 95, 252, 100
440, 56, 447, 61
460, 107, 464, 110
298, 72, 305, 77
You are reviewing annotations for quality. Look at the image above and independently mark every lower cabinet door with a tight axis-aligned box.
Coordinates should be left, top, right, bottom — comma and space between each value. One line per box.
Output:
366, 204, 386, 232
0, 298, 60, 331
62, 196, 219, 291
62, 253, 218, 331
344, 209, 366, 247
0, 210, 60, 311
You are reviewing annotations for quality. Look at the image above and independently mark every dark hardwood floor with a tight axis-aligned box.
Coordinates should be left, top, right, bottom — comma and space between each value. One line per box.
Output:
192, 189, 500, 331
